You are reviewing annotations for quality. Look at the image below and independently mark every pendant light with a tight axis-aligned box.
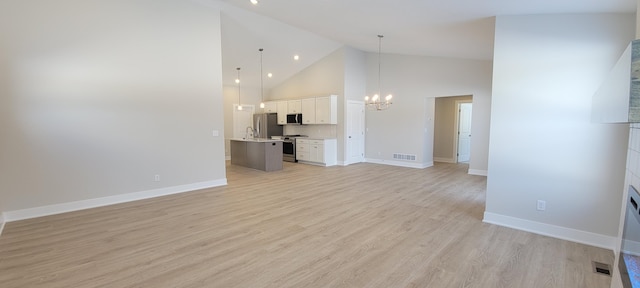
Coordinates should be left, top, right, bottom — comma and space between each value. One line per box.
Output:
364, 35, 393, 111
259, 48, 265, 109
236, 67, 243, 110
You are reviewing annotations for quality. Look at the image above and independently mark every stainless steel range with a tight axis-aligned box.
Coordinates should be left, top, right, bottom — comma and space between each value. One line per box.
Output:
282, 135, 307, 162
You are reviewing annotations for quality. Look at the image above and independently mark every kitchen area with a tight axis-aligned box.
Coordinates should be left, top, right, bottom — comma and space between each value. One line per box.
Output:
229, 95, 338, 172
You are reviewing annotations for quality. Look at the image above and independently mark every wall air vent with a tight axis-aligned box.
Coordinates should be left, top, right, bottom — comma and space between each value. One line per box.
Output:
393, 153, 416, 161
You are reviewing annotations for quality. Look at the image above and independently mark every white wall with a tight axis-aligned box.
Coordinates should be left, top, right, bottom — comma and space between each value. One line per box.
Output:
485, 14, 634, 248
0, 0, 226, 218
268, 48, 345, 100
364, 54, 493, 172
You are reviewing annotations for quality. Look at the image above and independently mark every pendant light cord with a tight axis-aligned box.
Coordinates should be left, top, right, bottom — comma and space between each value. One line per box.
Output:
378, 35, 383, 98
259, 48, 264, 103
237, 67, 241, 106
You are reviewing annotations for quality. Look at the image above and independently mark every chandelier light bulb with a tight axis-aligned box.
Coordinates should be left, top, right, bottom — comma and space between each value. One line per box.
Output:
238, 105, 243, 111
364, 96, 370, 101
250, 0, 258, 5
260, 102, 265, 109
235, 79, 240, 84
372, 94, 379, 102
267, 73, 273, 78
386, 94, 393, 101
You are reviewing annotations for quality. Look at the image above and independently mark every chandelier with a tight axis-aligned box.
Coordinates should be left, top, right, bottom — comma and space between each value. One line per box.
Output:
365, 35, 393, 111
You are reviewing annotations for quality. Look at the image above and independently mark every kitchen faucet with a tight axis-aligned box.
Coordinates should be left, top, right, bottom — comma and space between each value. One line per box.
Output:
245, 126, 255, 139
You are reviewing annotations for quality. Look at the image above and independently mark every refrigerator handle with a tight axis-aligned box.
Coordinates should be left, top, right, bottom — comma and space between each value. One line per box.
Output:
255, 116, 261, 138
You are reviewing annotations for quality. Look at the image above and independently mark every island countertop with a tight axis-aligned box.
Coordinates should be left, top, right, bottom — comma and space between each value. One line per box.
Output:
230, 139, 283, 171
230, 138, 284, 143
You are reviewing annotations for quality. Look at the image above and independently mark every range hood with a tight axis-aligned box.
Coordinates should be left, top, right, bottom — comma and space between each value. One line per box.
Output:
593, 39, 640, 123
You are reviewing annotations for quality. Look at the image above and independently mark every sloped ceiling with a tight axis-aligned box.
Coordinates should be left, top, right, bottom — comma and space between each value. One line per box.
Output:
196, 0, 635, 90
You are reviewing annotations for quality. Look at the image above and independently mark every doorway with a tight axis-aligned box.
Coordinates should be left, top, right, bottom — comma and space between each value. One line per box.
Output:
232, 104, 255, 139
346, 100, 365, 165
433, 96, 472, 163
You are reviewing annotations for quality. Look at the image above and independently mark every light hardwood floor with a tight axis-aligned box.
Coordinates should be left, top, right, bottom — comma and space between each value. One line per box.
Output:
0, 162, 613, 287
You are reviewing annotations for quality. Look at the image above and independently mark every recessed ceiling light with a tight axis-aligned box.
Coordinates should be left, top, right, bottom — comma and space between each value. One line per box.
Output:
250, 0, 258, 5
267, 73, 273, 78
293, 55, 299, 61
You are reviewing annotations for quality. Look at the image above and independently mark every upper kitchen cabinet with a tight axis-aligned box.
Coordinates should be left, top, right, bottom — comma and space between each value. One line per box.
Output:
593, 39, 640, 123
277, 101, 288, 125
288, 100, 301, 114
316, 95, 337, 124
263, 101, 277, 113
301, 98, 316, 124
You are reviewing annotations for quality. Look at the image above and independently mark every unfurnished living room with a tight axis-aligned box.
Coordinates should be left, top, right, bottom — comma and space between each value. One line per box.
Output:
1, 1, 639, 288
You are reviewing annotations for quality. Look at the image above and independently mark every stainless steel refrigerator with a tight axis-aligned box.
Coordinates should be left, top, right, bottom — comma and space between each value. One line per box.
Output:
253, 113, 283, 139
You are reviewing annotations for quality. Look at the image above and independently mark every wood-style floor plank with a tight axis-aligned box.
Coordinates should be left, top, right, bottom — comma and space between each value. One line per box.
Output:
0, 162, 613, 287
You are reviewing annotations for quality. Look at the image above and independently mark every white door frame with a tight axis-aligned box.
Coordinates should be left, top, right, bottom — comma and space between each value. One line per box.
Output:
453, 100, 472, 163
345, 100, 365, 165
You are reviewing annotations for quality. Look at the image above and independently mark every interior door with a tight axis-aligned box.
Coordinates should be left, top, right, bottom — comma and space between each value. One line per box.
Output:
233, 104, 255, 139
346, 101, 365, 164
457, 102, 472, 163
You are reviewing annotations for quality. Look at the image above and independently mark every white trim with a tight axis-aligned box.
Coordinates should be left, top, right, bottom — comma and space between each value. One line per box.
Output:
454, 99, 473, 163
483, 212, 616, 250
434, 157, 456, 163
0, 213, 5, 237
468, 169, 488, 176
365, 158, 433, 169
4, 179, 227, 222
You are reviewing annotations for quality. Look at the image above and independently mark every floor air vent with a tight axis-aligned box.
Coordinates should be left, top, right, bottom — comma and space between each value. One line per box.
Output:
592, 261, 611, 276
393, 153, 416, 161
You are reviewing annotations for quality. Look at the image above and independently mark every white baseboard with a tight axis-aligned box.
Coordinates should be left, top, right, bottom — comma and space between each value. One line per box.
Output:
0, 212, 5, 237
483, 212, 616, 250
4, 178, 228, 222
468, 169, 488, 176
365, 158, 433, 169
434, 157, 456, 163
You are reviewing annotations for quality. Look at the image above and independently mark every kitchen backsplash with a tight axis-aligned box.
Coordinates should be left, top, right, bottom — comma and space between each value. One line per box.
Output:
284, 124, 337, 139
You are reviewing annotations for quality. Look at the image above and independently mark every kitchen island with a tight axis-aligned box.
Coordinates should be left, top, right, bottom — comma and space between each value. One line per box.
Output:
230, 138, 283, 171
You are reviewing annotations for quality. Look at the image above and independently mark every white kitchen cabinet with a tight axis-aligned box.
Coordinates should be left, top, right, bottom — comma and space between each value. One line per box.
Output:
262, 101, 277, 113
315, 95, 337, 124
296, 138, 337, 166
287, 100, 301, 114
277, 101, 288, 125
301, 98, 316, 124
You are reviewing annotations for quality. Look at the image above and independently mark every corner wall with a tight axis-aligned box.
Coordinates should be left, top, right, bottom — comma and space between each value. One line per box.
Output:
364, 54, 492, 172
485, 14, 634, 248
0, 0, 227, 218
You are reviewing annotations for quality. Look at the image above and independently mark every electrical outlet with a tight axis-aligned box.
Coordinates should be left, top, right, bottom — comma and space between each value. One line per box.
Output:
536, 200, 546, 211
154, 175, 160, 182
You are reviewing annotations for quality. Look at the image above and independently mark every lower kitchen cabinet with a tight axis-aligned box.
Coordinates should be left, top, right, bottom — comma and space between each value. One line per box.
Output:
296, 138, 337, 166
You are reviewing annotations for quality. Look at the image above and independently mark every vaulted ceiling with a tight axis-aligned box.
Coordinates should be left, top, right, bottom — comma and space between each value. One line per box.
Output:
197, 0, 636, 91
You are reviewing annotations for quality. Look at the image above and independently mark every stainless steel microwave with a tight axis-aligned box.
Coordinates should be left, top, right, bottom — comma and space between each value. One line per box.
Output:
286, 113, 303, 124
